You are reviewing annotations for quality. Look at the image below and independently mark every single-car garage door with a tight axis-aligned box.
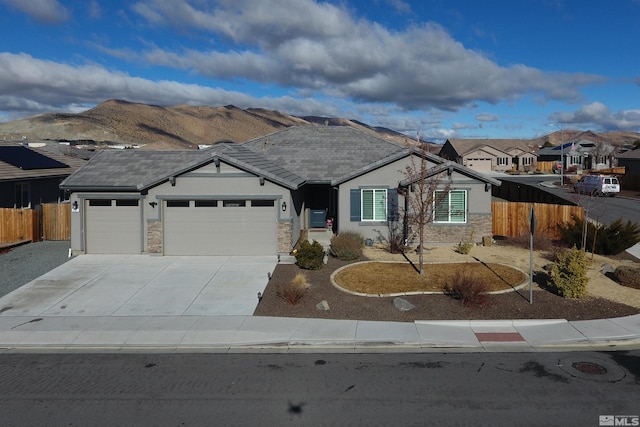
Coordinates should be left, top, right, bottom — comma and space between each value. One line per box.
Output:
466, 158, 492, 172
85, 198, 142, 254
163, 198, 277, 255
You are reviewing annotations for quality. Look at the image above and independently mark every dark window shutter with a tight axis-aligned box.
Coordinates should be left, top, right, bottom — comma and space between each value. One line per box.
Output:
350, 189, 361, 221
387, 188, 398, 221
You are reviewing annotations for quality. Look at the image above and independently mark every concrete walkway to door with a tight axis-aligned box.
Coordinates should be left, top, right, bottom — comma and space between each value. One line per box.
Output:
0, 255, 277, 317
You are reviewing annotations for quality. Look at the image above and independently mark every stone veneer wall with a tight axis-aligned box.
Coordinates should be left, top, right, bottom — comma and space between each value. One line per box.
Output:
278, 221, 293, 254
147, 220, 163, 254
411, 214, 493, 245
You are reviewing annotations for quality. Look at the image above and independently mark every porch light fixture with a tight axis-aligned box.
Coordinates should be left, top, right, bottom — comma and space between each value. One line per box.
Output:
485, 183, 491, 192
72, 201, 78, 211
149, 201, 158, 208
259, 176, 265, 186
169, 176, 176, 186
281, 201, 287, 211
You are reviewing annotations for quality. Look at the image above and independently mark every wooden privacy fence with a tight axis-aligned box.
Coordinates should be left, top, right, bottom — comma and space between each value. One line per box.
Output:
42, 203, 71, 241
0, 208, 39, 243
492, 201, 583, 240
0, 203, 70, 243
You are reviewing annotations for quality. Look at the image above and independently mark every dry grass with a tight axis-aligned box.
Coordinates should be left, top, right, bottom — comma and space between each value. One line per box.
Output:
333, 261, 526, 295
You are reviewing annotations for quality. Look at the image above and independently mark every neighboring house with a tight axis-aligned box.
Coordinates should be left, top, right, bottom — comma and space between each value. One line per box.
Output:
536, 139, 616, 171
0, 142, 86, 209
439, 139, 538, 173
616, 148, 640, 190
60, 126, 500, 256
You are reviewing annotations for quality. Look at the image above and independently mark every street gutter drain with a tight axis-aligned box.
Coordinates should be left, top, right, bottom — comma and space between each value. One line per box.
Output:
572, 362, 607, 375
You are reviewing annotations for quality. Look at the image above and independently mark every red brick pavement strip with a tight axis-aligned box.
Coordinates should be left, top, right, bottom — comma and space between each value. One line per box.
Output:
475, 332, 526, 342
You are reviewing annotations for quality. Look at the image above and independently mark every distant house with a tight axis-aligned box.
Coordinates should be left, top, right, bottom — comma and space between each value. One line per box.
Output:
439, 139, 538, 173
535, 139, 616, 172
61, 126, 500, 256
616, 148, 640, 190
0, 142, 86, 209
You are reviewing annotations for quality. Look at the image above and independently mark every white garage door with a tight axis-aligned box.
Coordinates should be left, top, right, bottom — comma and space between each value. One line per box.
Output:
466, 158, 492, 172
85, 199, 142, 254
163, 198, 277, 255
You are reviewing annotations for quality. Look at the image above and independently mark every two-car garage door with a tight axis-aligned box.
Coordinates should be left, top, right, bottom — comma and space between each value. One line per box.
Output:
163, 198, 277, 256
84, 197, 278, 255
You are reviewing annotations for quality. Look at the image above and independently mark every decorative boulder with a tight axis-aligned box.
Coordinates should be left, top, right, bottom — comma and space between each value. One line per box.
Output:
393, 297, 416, 312
316, 300, 330, 311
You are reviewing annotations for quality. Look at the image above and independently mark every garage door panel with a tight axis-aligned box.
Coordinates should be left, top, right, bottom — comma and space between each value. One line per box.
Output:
163, 202, 277, 256
85, 201, 141, 254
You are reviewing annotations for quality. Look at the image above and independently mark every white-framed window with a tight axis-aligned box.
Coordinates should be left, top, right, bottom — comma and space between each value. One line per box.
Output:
433, 190, 467, 223
497, 157, 509, 166
569, 155, 581, 165
361, 189, 387, 221
522, 157, 533, 166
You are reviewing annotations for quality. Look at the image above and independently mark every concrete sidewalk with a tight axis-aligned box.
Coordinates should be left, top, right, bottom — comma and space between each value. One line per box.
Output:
0, 313, 639, 353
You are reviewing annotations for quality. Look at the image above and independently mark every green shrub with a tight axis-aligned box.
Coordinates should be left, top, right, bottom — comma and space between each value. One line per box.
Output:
330, 233, 363, 261
294, 240, 325, 270
454, 230, 475, 254
549, 246, 589, 298
443, 270, 489, 307
614, 265, 640, 290
560, 214, 640, 255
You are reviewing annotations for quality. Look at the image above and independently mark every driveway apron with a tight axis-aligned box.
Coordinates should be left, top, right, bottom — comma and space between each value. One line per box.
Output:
0, 255, 278, 317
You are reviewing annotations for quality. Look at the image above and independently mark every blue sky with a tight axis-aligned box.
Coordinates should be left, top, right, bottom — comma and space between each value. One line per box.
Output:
0, 0, 638, 140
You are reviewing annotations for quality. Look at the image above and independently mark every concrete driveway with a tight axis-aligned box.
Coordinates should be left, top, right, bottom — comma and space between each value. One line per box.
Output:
0, 255, 278, 317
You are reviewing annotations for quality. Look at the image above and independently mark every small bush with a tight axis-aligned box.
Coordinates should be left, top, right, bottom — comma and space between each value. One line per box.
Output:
330, 233, 363, 261
549, 246, 589, 298
454, 230, 475, 254
337, 231, 365, 246
290, 272, 310, 289
614, 265, 640, 289
509, 230, 556, 251
295, 240, 325, 270
277, 282, 307, 305
443, 270, 490, 307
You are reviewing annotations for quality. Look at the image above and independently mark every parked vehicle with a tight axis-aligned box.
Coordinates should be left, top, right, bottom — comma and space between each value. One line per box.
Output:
573, 175, 620, 196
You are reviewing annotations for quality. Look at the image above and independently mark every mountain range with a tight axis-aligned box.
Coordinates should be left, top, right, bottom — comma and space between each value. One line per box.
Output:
0, 99, 638, 150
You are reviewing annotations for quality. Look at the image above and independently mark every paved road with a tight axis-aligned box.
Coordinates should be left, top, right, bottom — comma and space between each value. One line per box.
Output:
499, 175, 640, 225
0, 351, 638, 426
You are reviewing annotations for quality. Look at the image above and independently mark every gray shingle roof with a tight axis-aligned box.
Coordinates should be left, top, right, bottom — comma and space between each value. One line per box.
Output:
446, 138, 537, 156
61, 126, 500, 191
60, 143, 305, 191
241, 126, 409, 184
60, 149, 209, 190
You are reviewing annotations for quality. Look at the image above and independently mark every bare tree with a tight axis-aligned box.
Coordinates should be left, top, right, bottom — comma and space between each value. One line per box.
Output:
399, 145, 451, 275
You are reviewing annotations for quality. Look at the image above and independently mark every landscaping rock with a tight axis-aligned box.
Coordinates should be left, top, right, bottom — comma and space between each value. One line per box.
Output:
316, 300, 330, 311
600, 263, 614, 275
393, 297, 416, 312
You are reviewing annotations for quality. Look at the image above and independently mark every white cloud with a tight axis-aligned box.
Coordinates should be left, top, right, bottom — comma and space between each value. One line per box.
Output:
130, 0, 604, 111
551, 102, 640, 131
0, 52, 341, 120
0, 0, 68, 24
476, 113, 499, 122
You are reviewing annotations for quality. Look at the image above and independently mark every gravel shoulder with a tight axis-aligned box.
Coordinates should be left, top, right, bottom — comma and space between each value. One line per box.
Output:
0, 241, 72, 297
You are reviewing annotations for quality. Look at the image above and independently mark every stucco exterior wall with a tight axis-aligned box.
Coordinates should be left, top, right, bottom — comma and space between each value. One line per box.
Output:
337, 154, 494, 245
